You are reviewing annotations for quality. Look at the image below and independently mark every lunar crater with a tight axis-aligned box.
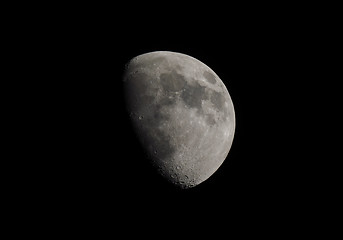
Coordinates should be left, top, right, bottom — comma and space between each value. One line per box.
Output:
205, 114, 217, 126
203, 70, 217, 84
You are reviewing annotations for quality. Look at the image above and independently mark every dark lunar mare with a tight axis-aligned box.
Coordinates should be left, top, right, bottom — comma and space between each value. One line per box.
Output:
160, 70, 187, 92
180, 80, 208, 115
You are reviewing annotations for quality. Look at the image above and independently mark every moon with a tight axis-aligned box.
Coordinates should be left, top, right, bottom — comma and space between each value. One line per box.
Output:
122, 51, 235, 189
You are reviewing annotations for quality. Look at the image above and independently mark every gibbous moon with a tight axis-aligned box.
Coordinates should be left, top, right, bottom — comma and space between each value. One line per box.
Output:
123, 51, 235, 189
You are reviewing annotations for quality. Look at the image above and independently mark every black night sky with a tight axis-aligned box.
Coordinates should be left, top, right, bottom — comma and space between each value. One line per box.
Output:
31, 4, 326, 233
65, 22, 304, 215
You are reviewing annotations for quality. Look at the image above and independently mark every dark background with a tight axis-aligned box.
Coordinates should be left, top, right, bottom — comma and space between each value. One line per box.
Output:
59, 22, 302, 216
18, 4, 330, 234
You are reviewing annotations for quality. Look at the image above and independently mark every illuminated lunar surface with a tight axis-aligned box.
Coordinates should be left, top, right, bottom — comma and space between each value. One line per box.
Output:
123, 51, 235, 189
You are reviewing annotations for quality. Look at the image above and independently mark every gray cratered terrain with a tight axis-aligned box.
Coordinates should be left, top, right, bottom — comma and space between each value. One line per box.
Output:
123, 51, 235, 189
